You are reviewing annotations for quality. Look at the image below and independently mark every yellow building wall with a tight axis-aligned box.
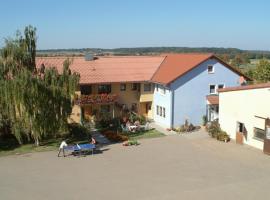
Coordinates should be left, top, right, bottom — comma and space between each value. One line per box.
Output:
70, 82, 155, 122
139, 83, 154, 102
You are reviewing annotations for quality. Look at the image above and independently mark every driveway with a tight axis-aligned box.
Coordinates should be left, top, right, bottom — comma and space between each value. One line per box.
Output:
1, 131, 270, 200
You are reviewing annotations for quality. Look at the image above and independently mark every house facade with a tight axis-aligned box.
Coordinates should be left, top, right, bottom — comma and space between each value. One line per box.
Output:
151, 54, 249, 128
219, 83, 270, 152
36, 53, 248, 127
36, 56, 163, 124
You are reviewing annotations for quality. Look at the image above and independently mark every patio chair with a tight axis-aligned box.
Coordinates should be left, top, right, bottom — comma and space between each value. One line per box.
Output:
140, 122, 150, 131
121, 124, 129, 133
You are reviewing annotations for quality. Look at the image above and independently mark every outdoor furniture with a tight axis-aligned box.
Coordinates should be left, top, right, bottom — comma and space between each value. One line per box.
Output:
64, 143, 96, 157
121, 124, 129, 133
140, 122, 150, 131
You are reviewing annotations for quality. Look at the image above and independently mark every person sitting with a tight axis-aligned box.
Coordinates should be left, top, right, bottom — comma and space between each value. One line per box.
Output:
58, 140, 68, 157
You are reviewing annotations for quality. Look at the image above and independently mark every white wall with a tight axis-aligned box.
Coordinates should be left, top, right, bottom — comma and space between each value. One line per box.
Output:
153, 84, 172, 128
219, 87, 270, 150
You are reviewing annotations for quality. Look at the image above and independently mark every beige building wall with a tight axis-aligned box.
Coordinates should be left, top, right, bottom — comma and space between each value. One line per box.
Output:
219, 87, 270, 150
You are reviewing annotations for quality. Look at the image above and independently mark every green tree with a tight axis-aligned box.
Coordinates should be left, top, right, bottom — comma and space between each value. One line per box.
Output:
0, 26, 80, 146
253, 59, 270, 82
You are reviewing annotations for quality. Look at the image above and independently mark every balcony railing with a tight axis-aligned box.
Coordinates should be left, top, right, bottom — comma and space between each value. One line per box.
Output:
74, 94, 118, 105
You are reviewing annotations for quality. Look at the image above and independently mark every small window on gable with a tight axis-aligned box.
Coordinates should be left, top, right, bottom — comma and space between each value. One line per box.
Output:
208, 65, 214, 73
210, 85, 216, 94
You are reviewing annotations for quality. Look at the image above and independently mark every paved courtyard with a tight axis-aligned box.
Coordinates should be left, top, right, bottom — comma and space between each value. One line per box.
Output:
1, 131, 270, 200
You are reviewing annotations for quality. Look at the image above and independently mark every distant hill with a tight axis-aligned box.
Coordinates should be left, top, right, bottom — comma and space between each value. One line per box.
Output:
37, 47, 270, 59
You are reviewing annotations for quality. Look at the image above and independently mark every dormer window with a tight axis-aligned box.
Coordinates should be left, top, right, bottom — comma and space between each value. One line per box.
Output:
208, 65, 214, 74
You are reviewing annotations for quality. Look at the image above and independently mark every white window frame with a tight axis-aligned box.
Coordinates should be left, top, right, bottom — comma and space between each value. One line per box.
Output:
209, 84, 216, 94
208, 65, 214, 74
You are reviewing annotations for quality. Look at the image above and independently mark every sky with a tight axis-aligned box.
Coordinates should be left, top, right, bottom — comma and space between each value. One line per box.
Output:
0, 0, 270, 50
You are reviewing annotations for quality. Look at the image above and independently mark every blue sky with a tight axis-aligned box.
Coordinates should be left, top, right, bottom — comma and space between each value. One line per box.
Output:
0, 0, 269, 50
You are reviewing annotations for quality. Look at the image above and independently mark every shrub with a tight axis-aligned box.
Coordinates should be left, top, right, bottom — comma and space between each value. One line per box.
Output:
202, 115, 207, 126
206, 121, 221, 138
176, 119, 198, 133
68, 123, 89, 140
206, 121, 230, 142
101, 130, 128, 142
217, 131, 230, 142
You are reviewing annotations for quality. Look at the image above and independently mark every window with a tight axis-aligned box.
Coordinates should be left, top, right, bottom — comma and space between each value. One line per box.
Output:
80, 85, 92, 95
120, 83, 126, 91
156, 105, 166, 118
98, 84, 111, 94
254, 128, 265, 140
100, 105, 110, 113
163, 107, 166, 118
144, 83, 151, 92
208, 65, 214, 73
218, 84, 224, 89
156, 84, 159, 92
132, 83, 138, 91
210, 85, 216, 94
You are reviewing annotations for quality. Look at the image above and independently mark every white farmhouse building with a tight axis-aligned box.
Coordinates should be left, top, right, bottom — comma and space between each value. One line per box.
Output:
219, 83, 270, 153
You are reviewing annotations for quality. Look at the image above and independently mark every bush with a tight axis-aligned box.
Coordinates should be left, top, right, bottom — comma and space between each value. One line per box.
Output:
206, 121, 230, 142
101, 130, 128, 142
68, 123, 89, 140
217, 131, 230, 142
202, 115, 207, 126
175, 119, 198, 133
206, 121, 221, 138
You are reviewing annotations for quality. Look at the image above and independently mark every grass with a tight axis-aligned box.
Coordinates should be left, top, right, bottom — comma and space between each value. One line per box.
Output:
127, 129, 165, 140
0, 129, 165, 157
0, 137, 89, 157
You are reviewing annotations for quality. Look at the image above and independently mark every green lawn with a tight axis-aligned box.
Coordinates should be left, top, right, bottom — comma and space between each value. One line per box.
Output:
0, 129, 165, 157
127, 129, 165, 140
0, 138, 88, 157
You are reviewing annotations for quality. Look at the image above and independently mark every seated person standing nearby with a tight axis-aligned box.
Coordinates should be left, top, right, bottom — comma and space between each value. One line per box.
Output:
58, 140, 68, 157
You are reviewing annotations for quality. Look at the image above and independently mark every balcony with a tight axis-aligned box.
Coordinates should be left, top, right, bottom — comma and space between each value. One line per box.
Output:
139, 93, 153, 102
74, 94, 118, 105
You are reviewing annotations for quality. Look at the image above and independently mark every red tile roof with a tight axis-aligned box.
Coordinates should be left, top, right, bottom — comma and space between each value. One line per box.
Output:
206, 95, 219, 105
36, 56, 165, 84
151, 53, 250, 85
36, 54, 250, 85
218, 82, 270, 93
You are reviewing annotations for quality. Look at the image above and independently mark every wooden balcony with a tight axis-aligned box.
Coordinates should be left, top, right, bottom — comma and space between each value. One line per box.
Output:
74, 94, 118, 105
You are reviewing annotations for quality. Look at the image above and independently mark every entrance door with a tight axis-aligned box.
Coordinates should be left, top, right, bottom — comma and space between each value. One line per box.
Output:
236, 122, 245, 144
209, 105, 219, 121
145, 103, 149, 114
